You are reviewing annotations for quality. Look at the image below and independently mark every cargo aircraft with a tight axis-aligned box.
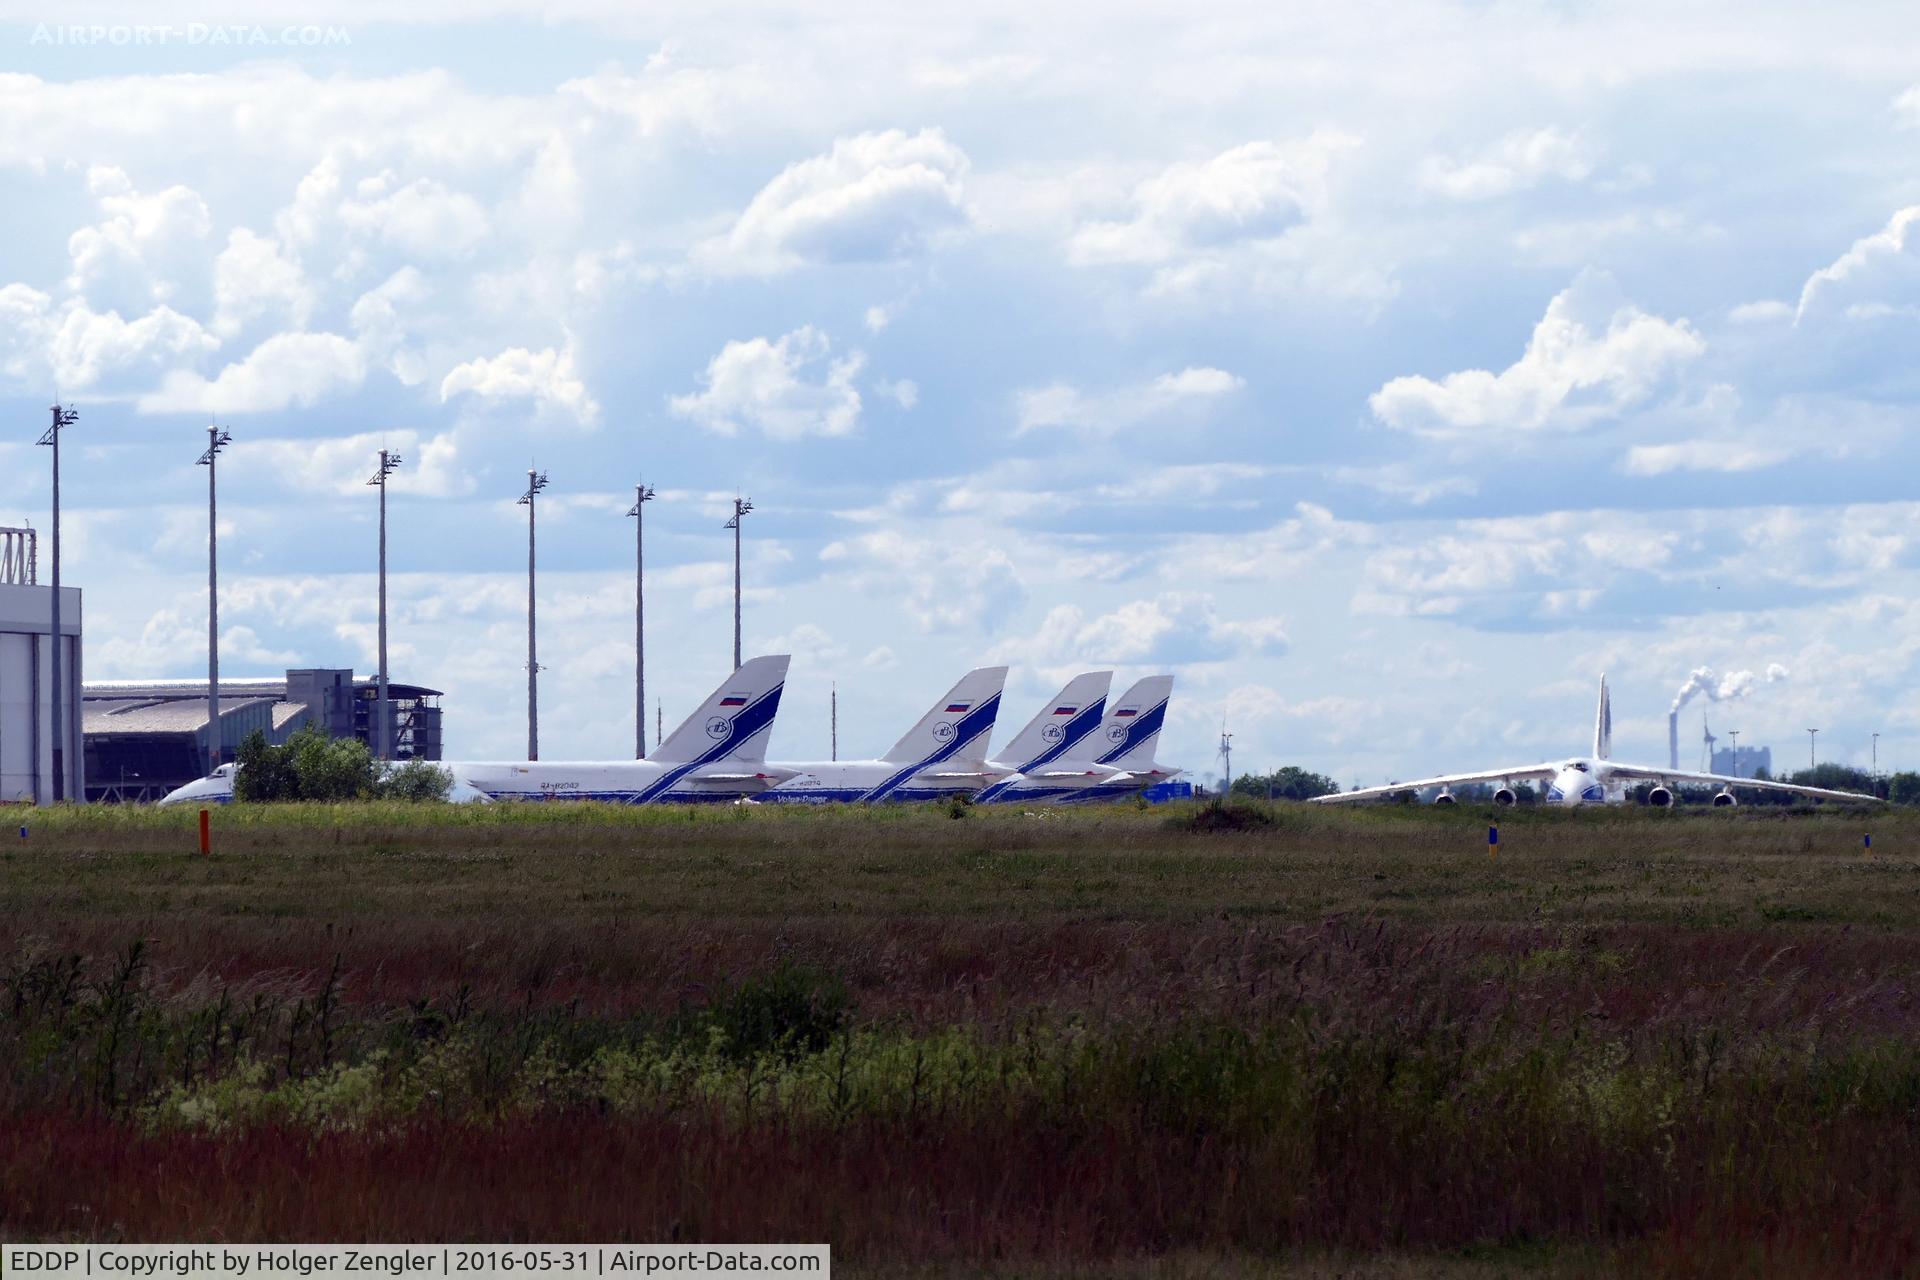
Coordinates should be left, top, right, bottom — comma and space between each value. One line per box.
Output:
1053, 674, 1185, 804
159, 655, 794, 806
1311, 676, 1878, 808
759, 666, 1010, 803
973, 671, 1117, 804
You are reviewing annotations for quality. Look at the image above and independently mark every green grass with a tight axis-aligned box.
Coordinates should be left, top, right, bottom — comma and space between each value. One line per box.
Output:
4, 800, 1918, 1273
1, 799, 1911, 929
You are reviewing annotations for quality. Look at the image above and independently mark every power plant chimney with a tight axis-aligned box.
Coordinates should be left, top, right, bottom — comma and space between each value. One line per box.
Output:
1668, 710, 1678, 771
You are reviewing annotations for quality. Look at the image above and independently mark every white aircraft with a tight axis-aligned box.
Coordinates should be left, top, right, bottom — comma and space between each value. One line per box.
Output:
159, 761, 495, 807
973, 671, 1116, 804
1311, 675, 1878, 808
158, 655, 795, 807
1056, 675, 1185, 804
758, 666, 1010, 803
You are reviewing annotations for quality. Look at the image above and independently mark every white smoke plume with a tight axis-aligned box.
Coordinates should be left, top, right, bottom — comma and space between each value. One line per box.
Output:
1669, 663, 1789, 714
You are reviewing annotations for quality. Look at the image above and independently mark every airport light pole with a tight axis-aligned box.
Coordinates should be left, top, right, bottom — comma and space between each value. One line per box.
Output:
198, 422, 232, 776
1872, 732, 1880, 776
1727, 730, 1739, 778
1219, 728, 1233, 796
627, 482, 655, 759
367, 448, 403, 759
725, 496, 752, 671
831, 681, 837, 762
37, 403, 77, 801
518, 469, 549, 760
1807, 728, 1819, 771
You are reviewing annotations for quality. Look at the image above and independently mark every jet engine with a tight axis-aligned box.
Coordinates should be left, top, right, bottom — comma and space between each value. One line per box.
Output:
1645, 786, 1674, 809
1492, 787, 1518, 807
1711, 790, 1739, 808
1432, 790, 1457, 806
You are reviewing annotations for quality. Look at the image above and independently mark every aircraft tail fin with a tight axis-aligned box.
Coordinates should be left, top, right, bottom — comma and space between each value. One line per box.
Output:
1094, 675, 1174, 770
882, 666, 1008, 763
995, 671, 1112, 771
653, 655, 789, 765
1594, 674, 1613, 760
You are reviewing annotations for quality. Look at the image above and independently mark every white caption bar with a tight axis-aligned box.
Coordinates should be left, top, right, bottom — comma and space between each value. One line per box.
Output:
2, 1248, 829, 1280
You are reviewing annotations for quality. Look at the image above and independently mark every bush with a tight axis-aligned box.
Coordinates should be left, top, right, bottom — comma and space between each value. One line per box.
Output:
231, 726, 445, 803
1172, 797, 1278, 833
377, 758, 454, 803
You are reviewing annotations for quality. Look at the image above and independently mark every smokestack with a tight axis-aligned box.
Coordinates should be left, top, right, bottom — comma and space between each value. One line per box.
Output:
1669, 711, 1678, 771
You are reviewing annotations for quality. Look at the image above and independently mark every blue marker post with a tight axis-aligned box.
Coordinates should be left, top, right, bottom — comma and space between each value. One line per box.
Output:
16, 826, 24, 842
1864, 832, 1872, 855
1488, 824, 1499, 859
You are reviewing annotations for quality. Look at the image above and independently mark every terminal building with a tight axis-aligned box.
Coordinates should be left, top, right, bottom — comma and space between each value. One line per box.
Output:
82, 670, 444, 803
0, 527, 83, 805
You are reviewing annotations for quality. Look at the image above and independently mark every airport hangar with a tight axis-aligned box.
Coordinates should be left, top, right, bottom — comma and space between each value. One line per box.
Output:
1, 528, 83, 804
82, 671, 445, 803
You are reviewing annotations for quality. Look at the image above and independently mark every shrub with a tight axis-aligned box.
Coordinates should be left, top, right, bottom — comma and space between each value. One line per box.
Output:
377, 758, 454, 803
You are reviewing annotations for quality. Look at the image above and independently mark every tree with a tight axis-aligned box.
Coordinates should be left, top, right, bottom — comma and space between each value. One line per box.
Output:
1888, 772, 1920, 806
233, 730, 297, 802
228, 724, 450, 803
379, 757, 455, 803
1232, 766, 1339, 801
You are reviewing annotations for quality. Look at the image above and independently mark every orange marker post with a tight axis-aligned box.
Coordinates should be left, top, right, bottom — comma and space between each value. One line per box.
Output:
198, 809, 211, 857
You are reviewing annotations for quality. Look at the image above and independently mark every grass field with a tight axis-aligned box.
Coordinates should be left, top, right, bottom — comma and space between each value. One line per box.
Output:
3, 800, 1918, 1277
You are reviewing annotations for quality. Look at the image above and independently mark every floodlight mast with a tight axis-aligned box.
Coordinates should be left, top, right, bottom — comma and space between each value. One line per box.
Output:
37, 403, 78, 802
1808, 728, 1819, 771
367, 449, 404, 759
725, 497, 752, 670
198, 422, 233, 776
518, 469, 549, 760
627, 482, 656, 759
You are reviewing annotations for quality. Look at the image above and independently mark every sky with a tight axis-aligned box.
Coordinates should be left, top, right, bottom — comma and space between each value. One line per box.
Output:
5, 0, 1920, 784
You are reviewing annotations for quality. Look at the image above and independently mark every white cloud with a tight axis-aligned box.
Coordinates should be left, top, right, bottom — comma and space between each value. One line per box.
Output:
1068, 141, 1312, 266
233, 428, 472, 498
1895, 84, 1920, 129
1795, 206, 1920, 323
1420, 128, 1594, 201
350, 267, 433, 385
819, 529, 1024, 632
993, 593, 1289, 667
1015, 366, 1243, 434
1369, 272, 1703, 437
669, 325, 864, 438
1728, 299, 1793, 324
141, 331, 367, 414
439, 343, 600, 424
212, 228, 313, 338
337, 173, 490, 260
1622, 440, 1793, 475
876, 377, 919, 409
695, 128, 970, 275
65, 165, 212, 308
0, 284, 219, 391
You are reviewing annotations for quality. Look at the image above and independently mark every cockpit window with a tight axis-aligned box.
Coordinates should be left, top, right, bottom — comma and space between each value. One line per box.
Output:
1569, 761, 1590, 772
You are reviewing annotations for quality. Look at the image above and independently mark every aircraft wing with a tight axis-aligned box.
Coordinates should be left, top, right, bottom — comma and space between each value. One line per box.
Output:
1605, 763, 1880, 804
1309, 764, 1560, 804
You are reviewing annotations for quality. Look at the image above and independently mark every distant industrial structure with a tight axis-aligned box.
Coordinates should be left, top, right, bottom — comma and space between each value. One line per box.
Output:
1710, 745, 1772, 779
81, 668, 442, 803
1, 526, 83, 804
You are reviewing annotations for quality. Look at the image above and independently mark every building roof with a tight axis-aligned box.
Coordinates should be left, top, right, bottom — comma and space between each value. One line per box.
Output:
82, 695, 287, 736
84, 675, 443, 700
